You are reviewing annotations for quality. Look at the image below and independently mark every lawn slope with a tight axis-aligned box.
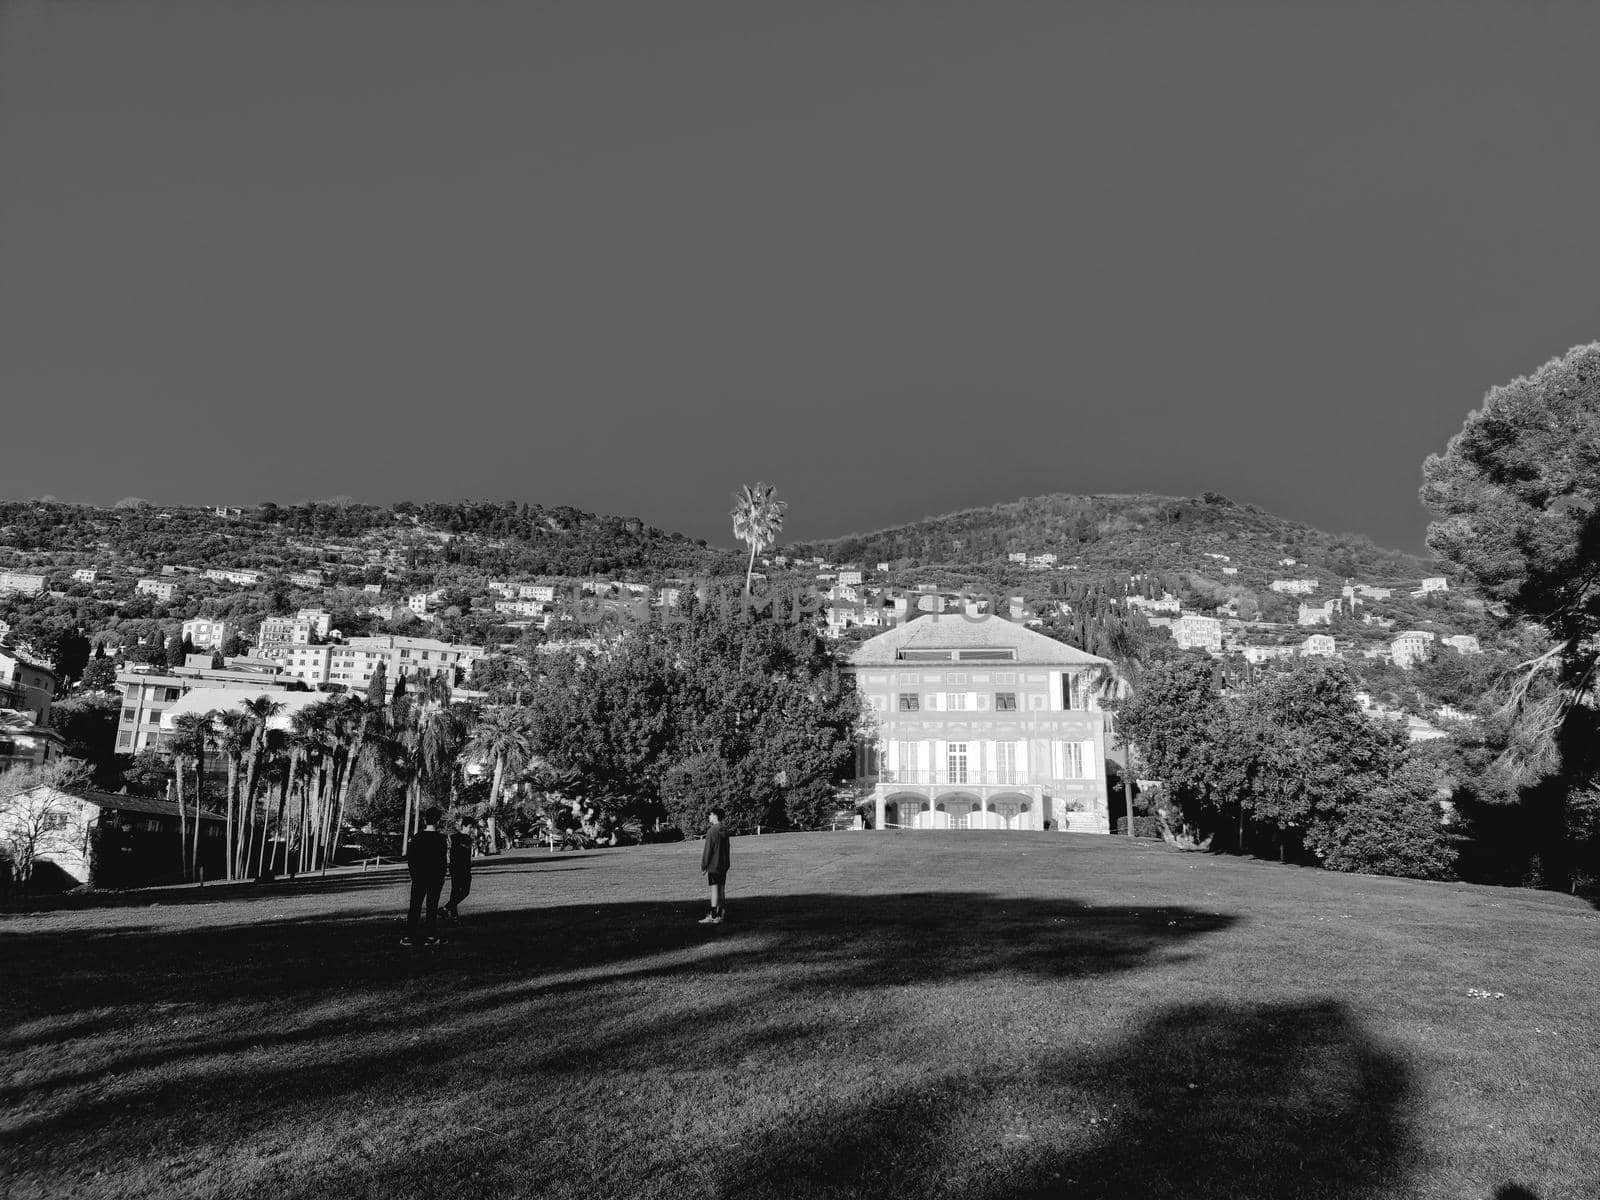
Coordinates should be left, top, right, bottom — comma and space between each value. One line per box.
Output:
3, 834, 1596, 1200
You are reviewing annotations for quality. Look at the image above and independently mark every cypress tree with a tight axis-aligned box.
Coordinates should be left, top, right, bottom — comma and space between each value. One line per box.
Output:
367, 660, 387, 708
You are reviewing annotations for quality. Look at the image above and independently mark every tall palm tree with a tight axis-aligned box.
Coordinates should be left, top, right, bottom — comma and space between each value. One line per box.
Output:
167, 712, 209, 880
322, 694, 373, 871
238, 695, 284, 878
730, 482, 788, 594
254, 728, 289, 877
209, 710, 250, 880
280, 712, 317, 875
1091, 617, 1149, 838
463, 706, 534, 852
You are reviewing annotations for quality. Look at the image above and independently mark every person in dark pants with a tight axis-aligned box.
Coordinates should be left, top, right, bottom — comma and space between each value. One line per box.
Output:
443, 821, 474, 922
698, 807, 730, 925
402, 806, 448, 947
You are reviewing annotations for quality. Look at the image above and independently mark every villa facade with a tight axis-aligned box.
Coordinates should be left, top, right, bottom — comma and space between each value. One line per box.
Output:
846, 616, 1113, 834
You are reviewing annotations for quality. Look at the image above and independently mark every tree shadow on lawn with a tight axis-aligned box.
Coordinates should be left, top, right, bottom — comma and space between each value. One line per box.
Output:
2, 893, 1234, 1145
0, 889, 1469, 1199
201, 998, 1428, 1200
713, 997, 1418, 1200
0, 851, 594, 915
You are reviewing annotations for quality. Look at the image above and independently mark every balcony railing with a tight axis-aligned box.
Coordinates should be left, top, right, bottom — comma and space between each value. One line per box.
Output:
857, 768, 1099, 788
875, 769, 1036, 787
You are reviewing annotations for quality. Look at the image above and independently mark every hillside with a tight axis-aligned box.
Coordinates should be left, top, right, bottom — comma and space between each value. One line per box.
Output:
0, 499, 731, 584
785, 492, 1438, 588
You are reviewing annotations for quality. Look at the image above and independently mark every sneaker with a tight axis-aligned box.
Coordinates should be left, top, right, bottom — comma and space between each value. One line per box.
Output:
697, 913, 719, 925
710, 915, 724, 924
424, 935, 441, 946
400, 936, 416, 947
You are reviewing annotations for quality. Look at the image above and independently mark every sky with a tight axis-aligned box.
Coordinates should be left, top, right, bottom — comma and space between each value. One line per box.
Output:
3, 1, 1599, 554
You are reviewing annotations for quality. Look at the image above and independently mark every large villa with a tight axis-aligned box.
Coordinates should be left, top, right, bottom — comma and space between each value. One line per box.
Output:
846, 616, 1114, 834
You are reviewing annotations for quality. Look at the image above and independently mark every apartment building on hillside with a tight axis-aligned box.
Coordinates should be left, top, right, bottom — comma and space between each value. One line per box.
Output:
114, 659, 295, 754
136, 578, 177, 601
180, 618, 230, 650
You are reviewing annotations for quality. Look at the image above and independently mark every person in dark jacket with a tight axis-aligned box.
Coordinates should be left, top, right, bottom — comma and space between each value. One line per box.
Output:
698, 807, 730, 925
402, 806, 448, 946
443, 821, 474, 922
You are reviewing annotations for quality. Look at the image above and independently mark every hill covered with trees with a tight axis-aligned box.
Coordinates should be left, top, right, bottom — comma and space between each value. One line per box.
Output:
784, 492, 1437, 588
0, 498, 732, 584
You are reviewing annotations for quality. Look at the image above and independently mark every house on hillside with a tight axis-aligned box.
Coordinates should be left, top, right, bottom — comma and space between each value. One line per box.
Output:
845, 617, 1112, 834
0, 645, 57, 723
1, 785, 225, 891
1297, 599, 1340, 627
0, 571, 46, 596
0, 709, 64, 768
136, 578, 177, 602
1301, 634, 1336, 658
1391, 630, 1436, 669
181, 617, 230, 651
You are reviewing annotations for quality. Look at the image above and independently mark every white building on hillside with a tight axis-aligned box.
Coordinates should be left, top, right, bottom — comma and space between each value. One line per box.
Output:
1127, 594, 1180, 616
846, 617, 1112, 834
202, 568, 262, 587
1270, 579, 1318, 595
1391, 630, 1436, 669
1301, 634, 1336, 658
1297, 599, 1340, 626
296, 609, 334, 639
0, 571, 46, 596
181, 618, 230, 650
1170, 615, 1224, 653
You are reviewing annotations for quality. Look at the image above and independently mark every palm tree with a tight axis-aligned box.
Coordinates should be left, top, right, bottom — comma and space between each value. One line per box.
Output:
167, 712, 209, 880
254, 728, 289, 877
280, 712, 317, 875
321, 694, 373, 871
1091, 617, 1149, 838
209, 710, 250, 880
463, 706, 534, 852
730, 482, 788, 593
238, 695, 284, 878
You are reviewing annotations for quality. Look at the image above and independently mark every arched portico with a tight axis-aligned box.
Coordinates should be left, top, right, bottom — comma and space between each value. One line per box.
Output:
986, 790, 1034, 831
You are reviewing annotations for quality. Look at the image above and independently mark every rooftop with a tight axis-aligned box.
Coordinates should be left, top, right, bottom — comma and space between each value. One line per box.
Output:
19, 785, 225, 822
846, 615, 1110, 668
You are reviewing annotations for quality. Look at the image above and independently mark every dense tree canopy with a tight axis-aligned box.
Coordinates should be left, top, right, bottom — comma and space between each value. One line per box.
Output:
527, 586, 862, 836
1422, 342, 1600, 695
1116, 659, 1453, 878
1421, 341, 1600, 887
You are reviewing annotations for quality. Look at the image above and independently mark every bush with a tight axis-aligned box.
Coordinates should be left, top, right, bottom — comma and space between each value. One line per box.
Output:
661, 752, 736, 837
1114, 816, 1164, 838
1320, 762, 1457, 880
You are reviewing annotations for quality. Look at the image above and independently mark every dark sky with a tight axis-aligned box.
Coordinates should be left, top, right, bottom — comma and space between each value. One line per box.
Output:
4, 1, 1598, 553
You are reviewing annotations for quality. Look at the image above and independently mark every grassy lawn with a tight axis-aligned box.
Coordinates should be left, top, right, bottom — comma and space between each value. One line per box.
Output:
3, 832, 1598, 1200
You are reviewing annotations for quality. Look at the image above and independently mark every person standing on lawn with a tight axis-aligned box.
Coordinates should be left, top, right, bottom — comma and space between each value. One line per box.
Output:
443, 820, 474, 922
698, 807, 730, 925
402, 806, 448, 947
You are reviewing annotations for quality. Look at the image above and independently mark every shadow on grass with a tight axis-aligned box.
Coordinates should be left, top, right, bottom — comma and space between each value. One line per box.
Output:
0, 849, 591, 914
0, 883, 1426, 1198
715, 997, 1414, 1200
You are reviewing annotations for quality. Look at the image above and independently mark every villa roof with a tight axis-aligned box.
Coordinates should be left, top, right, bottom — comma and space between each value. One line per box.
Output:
846, 615, 1110, 668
